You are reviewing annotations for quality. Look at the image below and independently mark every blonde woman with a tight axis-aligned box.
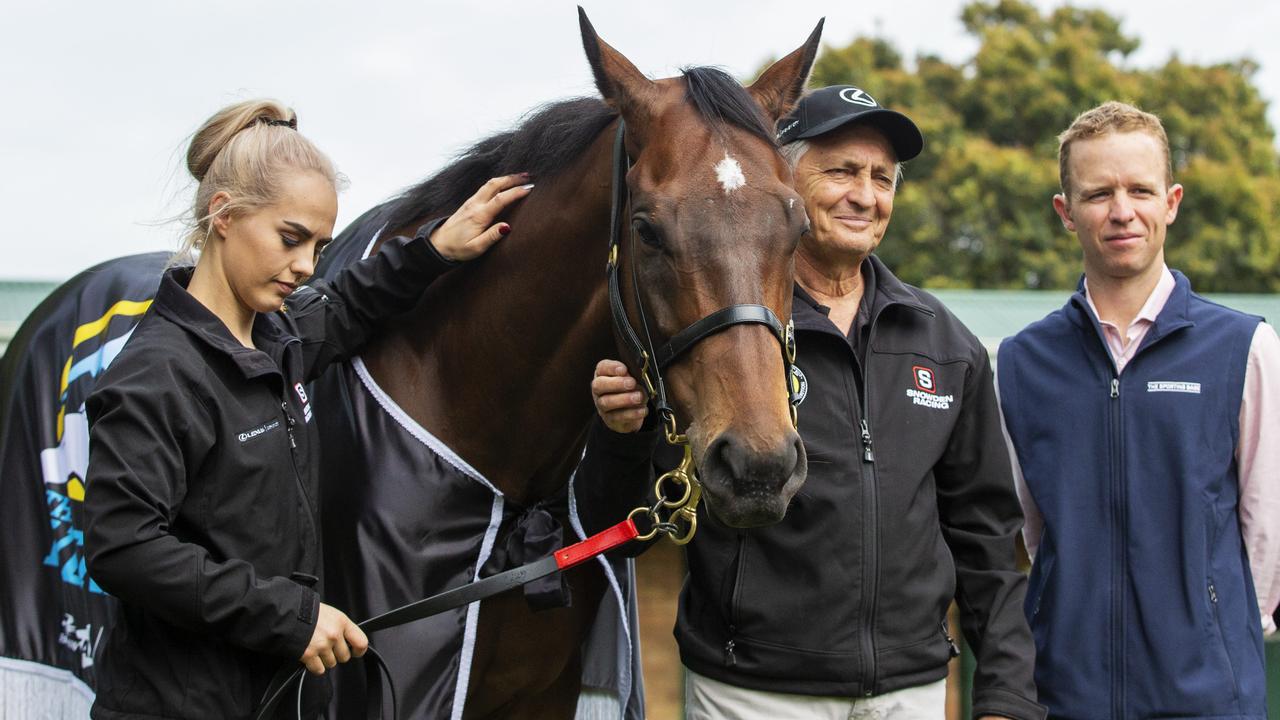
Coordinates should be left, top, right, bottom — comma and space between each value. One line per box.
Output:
82, 99, 529, 719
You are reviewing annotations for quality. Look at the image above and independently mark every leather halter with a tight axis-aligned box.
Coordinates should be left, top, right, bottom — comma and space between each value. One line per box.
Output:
605, 120, 800, 438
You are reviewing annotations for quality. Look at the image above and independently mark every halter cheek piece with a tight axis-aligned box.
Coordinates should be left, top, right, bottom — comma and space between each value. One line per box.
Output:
605, 120, 800, 445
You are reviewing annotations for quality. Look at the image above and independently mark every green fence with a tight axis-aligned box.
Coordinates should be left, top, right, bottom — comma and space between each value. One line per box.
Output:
1270, 637, 1280, 719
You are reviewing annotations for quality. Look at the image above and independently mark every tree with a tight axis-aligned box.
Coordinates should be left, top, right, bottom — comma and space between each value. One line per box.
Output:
778, 0, 1280, 291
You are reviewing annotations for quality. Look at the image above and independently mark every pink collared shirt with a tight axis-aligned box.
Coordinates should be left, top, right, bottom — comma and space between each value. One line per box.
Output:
1001, 266, 1280, 635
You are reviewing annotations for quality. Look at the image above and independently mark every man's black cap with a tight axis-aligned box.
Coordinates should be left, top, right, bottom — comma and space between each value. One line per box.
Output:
776, 85, 924, 161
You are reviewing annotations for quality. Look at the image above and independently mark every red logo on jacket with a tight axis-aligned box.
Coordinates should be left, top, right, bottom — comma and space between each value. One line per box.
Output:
912, 366, 936, 394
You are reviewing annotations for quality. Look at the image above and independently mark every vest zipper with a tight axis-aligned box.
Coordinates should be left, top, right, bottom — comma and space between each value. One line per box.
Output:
860, 419, 875, 462
1207, 580, 1243, 706
1108, 375, 1125, 720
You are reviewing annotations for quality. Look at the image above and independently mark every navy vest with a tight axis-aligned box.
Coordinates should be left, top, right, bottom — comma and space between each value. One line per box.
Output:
998, 272, 1265, 720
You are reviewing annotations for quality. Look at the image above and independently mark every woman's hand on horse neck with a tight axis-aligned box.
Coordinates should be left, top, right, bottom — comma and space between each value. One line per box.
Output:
428, 173, 534, 261
593, 359, 649, 433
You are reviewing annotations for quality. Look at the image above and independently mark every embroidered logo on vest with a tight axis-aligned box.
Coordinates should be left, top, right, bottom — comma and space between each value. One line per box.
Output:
1147, 381, 1201, 394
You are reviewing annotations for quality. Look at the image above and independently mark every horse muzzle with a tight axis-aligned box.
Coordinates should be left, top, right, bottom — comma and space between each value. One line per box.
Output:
696, 428, 806, 528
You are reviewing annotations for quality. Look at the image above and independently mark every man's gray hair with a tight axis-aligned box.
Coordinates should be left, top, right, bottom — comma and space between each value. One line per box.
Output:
780, 139, 904, 189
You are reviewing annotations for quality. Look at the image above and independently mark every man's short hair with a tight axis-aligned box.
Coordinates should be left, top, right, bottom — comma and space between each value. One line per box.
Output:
780, 138, 904, 189
1058, 101, 1172, 196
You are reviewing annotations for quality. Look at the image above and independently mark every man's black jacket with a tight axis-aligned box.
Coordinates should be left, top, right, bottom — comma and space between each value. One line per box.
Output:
83, 225, 451, 720
577, 256, 1044, 719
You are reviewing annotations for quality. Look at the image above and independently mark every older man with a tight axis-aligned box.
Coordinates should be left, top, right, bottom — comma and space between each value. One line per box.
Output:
998, 101, 1280, 718
580, 86, 1043, 719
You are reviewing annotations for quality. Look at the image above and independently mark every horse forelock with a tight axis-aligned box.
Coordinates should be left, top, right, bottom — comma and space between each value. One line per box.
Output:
383, 98, 618, 233
680, 66, 776, 148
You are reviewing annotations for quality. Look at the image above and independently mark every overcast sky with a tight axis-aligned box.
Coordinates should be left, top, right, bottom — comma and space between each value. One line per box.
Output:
2, 0, 1276, 280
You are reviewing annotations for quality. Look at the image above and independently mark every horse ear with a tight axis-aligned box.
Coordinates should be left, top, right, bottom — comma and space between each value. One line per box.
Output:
578, 7, 658, 136
747, 19, 825, 122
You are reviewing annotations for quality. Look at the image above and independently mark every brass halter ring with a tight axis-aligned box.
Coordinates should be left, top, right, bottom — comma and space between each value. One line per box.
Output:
627, 443, 701, 545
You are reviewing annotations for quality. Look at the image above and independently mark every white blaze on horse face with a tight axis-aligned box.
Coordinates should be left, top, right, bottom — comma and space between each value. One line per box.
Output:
715, 153, 746, 194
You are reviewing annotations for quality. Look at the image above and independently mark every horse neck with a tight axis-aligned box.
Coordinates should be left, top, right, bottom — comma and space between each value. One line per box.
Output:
363, 127, 619, 506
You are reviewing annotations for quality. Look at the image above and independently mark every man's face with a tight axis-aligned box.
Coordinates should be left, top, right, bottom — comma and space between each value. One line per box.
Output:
792, 123, 897, 262
1054, 131, 1183, 284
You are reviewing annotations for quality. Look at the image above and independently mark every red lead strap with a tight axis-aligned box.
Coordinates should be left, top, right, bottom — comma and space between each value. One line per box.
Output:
555, 518, 639, 570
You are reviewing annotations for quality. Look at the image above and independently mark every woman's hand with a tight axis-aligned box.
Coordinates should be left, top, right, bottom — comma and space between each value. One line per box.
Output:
429, 173, 534, 261
300, 603, 368, 675
592, 359, 648, 433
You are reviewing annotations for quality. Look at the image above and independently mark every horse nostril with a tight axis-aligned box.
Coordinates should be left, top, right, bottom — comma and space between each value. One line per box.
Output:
785, 433, 803, 477
710, 434, 750, 482
708, 431, 804, 488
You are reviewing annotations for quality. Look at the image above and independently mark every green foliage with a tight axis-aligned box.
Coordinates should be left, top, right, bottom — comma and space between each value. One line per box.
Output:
781, 0, 1280, 291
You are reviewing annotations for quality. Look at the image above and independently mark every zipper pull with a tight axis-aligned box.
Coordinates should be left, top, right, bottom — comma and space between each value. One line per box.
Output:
860, 419, 875, 462
282, 402, 297, 448
1110, 378, 1119, 398
941, 621, 960, 658
723, 638, 737, 667
1209, 583, 1218, 603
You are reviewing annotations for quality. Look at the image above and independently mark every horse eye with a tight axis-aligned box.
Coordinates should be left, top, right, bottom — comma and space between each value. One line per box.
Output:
631, 218, 663, 248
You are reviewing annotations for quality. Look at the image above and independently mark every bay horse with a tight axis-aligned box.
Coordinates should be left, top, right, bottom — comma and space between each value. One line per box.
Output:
314, 10, 821, 718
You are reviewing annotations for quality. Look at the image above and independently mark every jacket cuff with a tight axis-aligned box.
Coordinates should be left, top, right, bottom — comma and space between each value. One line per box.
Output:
971, 687, 1047, 720
282, 587, 321, 660
413, 218, 462, 270
588, 417, 662, 461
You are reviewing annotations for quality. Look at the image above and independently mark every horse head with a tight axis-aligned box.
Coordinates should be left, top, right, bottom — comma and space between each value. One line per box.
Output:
579, 10, 822, 528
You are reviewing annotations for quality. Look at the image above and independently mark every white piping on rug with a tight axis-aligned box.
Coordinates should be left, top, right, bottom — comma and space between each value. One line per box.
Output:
568, 464, 635, 711
350, 357, 500, 496
361, 223, 387, 262
451, 494, 505, 720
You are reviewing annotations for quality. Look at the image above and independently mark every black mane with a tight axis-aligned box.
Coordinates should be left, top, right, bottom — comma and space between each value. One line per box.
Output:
382, 97, 617, 233
383, 66, 775, 232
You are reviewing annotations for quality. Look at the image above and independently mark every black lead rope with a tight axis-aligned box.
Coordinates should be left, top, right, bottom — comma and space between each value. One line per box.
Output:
253, 559, 560, 720
254, 520, 639, 720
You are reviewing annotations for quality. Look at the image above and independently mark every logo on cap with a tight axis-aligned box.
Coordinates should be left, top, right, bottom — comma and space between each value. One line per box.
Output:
839, 88, 878, 108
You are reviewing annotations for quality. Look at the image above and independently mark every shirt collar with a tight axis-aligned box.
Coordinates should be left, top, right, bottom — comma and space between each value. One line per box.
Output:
1083, 264, 1176, 329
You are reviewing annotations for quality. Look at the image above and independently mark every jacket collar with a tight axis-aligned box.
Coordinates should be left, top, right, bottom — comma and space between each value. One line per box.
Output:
151, 267, 293, 380
1066, 269, 1196, 351
792, 254, 933, 334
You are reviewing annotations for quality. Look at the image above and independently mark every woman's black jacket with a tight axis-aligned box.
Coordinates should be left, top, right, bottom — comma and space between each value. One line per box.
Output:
83, 225, 448, 720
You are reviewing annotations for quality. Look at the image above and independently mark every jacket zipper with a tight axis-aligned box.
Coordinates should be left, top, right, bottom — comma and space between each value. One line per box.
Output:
1108, 375, 1125, 720
941, 620, 960, 658
282, 400, 297, 448
276, 344, 318, 568
857, 322, 880, 697
725, 532, 748, 667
